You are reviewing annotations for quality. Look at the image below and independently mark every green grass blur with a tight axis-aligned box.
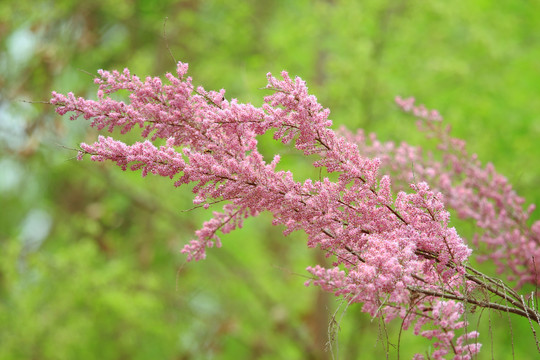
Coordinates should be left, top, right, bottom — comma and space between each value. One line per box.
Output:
1, 0, 539, 358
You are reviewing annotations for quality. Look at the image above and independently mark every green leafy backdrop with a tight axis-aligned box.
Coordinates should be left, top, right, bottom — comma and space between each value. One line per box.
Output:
1, 0, 539, 358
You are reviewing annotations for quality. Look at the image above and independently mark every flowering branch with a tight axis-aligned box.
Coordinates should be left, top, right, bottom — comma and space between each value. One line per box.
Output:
51, 62, 540, 358
340, 96, 540, 288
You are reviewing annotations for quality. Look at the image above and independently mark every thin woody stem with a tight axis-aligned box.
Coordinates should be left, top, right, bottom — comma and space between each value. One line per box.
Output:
415, 249, 540, 323
407, 286, 538, 322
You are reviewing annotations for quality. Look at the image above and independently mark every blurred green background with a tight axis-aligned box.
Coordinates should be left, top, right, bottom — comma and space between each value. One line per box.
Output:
1, 0, 540, 359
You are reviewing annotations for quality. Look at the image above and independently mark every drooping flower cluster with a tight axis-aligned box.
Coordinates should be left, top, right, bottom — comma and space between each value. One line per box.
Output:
412, 300, 481, 360
51, 62, 538, 358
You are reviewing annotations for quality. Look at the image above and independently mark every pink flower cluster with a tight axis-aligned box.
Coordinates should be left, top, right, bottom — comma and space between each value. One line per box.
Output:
341, 96, 540, 287
413, 300, 481, 360
52, 62, 535, 358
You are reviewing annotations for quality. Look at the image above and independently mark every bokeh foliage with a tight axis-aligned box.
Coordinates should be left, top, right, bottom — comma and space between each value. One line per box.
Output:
1, 0, 539, 358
